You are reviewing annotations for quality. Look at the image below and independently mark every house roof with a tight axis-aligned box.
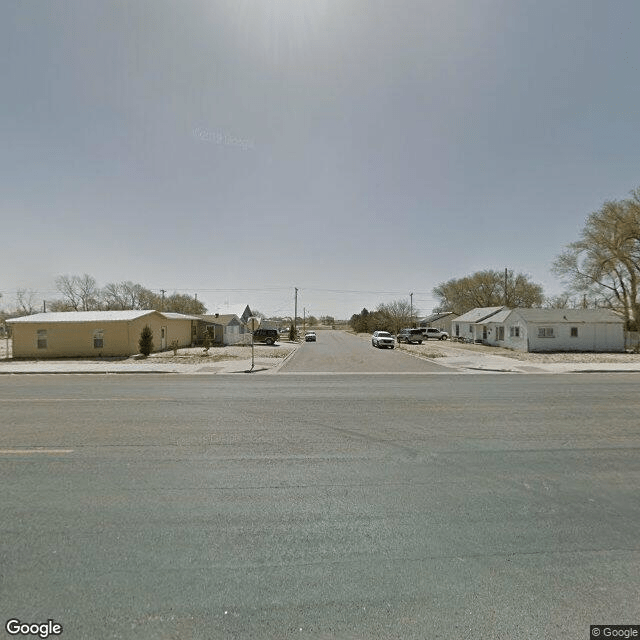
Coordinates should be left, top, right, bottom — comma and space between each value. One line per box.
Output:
201, 314, 242, 327
420, 312, 457, 323
161, 312, 203, 321
7, 310, 158, 324
483, 309, 512, 324
454, 307, 505, 323
7, 310, 203, 324
213, 304, 252, 320
468, 307, 624, 325
513, 308, 624, 324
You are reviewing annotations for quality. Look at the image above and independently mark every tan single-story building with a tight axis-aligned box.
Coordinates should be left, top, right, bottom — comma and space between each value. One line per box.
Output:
7, 310, 202, 358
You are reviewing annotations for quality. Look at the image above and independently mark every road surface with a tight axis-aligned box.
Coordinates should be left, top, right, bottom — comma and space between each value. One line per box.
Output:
281, 330, 450, 372
1, 374, 639, 639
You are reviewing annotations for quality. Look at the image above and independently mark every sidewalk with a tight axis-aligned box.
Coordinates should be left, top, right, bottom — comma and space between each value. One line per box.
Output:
0, 343, 300, 375
1, 337, 639, 375
395, 340, 640, 374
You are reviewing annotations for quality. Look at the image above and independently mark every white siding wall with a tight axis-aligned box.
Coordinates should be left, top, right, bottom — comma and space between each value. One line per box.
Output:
527, 323, 624, 352
224, 324, 241, 345
453, 322, 477, 341
483, 310, 625, 352
484, 323, 527, 350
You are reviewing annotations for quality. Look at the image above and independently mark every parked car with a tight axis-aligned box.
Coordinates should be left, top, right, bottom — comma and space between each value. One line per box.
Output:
423, 327, 449, 340
304, 332, 317, 342
372, 331, 395, 349
252, 328, 279, 345
396, 328, 423, 344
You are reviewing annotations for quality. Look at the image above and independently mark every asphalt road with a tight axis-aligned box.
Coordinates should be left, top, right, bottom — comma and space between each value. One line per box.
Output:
281, 330, 450, 372
1, 374, 639, 639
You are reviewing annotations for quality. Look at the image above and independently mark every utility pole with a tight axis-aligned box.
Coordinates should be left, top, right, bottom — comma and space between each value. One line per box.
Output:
410, 292, 414, 327
303, 307, 306, 334
160, 289, 166, 311
294, 287, 298, 339
504, 268, 508, 306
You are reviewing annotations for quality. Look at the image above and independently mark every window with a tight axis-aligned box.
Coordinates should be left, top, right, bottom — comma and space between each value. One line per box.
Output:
510, 326, 520, 338
570, 327, 578, 337
37, 329, 47, 349
93, 330, 104, 349
455, 324, 460, 337
538, 327, 555, 338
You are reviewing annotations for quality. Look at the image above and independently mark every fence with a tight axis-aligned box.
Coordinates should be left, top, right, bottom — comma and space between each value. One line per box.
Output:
1, 337, 11, 360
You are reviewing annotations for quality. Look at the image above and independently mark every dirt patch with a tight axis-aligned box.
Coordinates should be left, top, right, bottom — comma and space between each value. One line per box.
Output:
351, 331, 640, 364
399, 339, 640, 363
148, 344, 297, 364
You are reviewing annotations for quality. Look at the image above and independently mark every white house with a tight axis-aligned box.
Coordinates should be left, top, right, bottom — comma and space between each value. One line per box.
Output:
451, 307, 505, 342
456, 307, 625, 352
200, 314, 246, 345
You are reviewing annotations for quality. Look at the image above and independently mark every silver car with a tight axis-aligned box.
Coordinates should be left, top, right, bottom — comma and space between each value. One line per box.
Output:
372, 331, 395, 349
424, 328, 449, 340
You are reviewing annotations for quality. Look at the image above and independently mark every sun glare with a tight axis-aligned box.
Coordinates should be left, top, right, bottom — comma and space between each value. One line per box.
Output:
221, 0, 334, 67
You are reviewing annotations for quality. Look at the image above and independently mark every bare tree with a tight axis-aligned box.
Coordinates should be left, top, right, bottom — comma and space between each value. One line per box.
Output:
138, 288, 162, 309
163, 293, 206, 315
15, 289, 39, 315
377, 299, 415, 335
55, 275, 82, 310
102, 281, 148, 309
55, 274, 100, 311
552, 189, 640, 330
433, 270, 544, 315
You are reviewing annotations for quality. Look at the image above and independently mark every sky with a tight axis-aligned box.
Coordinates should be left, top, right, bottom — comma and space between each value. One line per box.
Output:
2, 0, 640, 320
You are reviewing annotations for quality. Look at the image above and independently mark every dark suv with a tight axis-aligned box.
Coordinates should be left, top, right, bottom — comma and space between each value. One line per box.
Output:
396, 328, 424, 344
252, 328, 278, 345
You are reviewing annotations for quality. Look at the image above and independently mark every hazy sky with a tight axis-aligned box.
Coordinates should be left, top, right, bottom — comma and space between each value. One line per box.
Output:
2, 1, 640, 319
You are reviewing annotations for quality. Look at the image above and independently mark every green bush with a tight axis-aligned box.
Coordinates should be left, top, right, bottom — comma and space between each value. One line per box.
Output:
138, 325, 154, 357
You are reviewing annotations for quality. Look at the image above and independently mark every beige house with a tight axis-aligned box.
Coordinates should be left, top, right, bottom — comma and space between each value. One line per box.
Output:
7, 310, 202, 358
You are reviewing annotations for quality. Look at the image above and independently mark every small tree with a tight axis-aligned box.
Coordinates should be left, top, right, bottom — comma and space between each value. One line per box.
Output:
138, 325, 154, 357
202, 327, 213, 353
